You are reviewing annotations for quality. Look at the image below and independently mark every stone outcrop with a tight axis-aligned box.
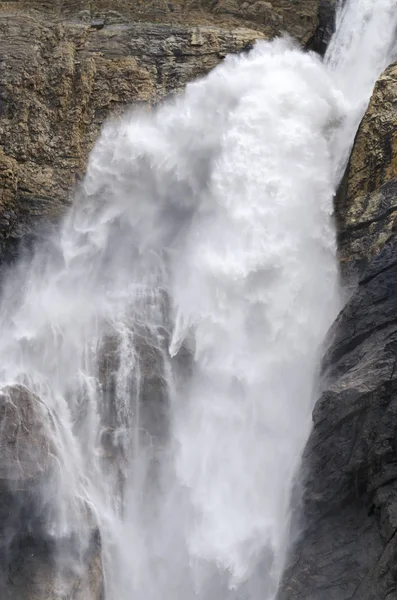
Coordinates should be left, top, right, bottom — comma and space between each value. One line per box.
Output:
280, 62, 397, 600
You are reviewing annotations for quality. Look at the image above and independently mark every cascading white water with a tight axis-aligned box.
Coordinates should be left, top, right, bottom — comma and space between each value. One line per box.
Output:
0, 1, 396, 600
326, 0, 397, 182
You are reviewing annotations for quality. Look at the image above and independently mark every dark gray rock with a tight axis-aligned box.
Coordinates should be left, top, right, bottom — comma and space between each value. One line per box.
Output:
280, 238, 397, 600
306, 0, 338, 56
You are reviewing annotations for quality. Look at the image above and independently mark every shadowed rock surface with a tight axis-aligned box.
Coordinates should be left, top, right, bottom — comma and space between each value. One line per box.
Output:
306, 0, 337, 55
280, 240, 397, 600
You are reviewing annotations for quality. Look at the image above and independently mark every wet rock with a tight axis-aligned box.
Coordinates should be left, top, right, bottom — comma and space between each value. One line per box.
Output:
280, 238, 397, 600
280, 62, 397, 600
98, 322, 170, 443
0, 384, 56, 483
306, 0, 338, 56
0, 384, 103, 600
0, 525, 103, 600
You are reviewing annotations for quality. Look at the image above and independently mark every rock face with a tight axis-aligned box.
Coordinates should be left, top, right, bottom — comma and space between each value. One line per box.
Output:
0, 11, 257, 264
2, 1, 322, 42
336, 63, 397, 284
0, 0, 324, 265
280, 62, 397, 600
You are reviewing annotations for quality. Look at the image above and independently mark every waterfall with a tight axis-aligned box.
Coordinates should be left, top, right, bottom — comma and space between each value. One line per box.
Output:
326, 0, 397, 181
0, 2, 396, 600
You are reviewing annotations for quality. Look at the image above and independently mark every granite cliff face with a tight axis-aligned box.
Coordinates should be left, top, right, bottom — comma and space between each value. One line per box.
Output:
280, 61, 397, 600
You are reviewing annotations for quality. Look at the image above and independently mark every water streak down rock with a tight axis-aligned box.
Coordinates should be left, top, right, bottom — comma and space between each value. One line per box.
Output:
0, 384, 103, 600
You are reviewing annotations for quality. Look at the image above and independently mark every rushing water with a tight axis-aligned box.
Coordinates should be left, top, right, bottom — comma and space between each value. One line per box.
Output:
0, 1, 396, 599
326, 0, 397, 182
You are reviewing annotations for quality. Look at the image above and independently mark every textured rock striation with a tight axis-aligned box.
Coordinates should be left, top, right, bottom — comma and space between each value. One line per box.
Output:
1, 1, 322, 41
280, 61, 397, 600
